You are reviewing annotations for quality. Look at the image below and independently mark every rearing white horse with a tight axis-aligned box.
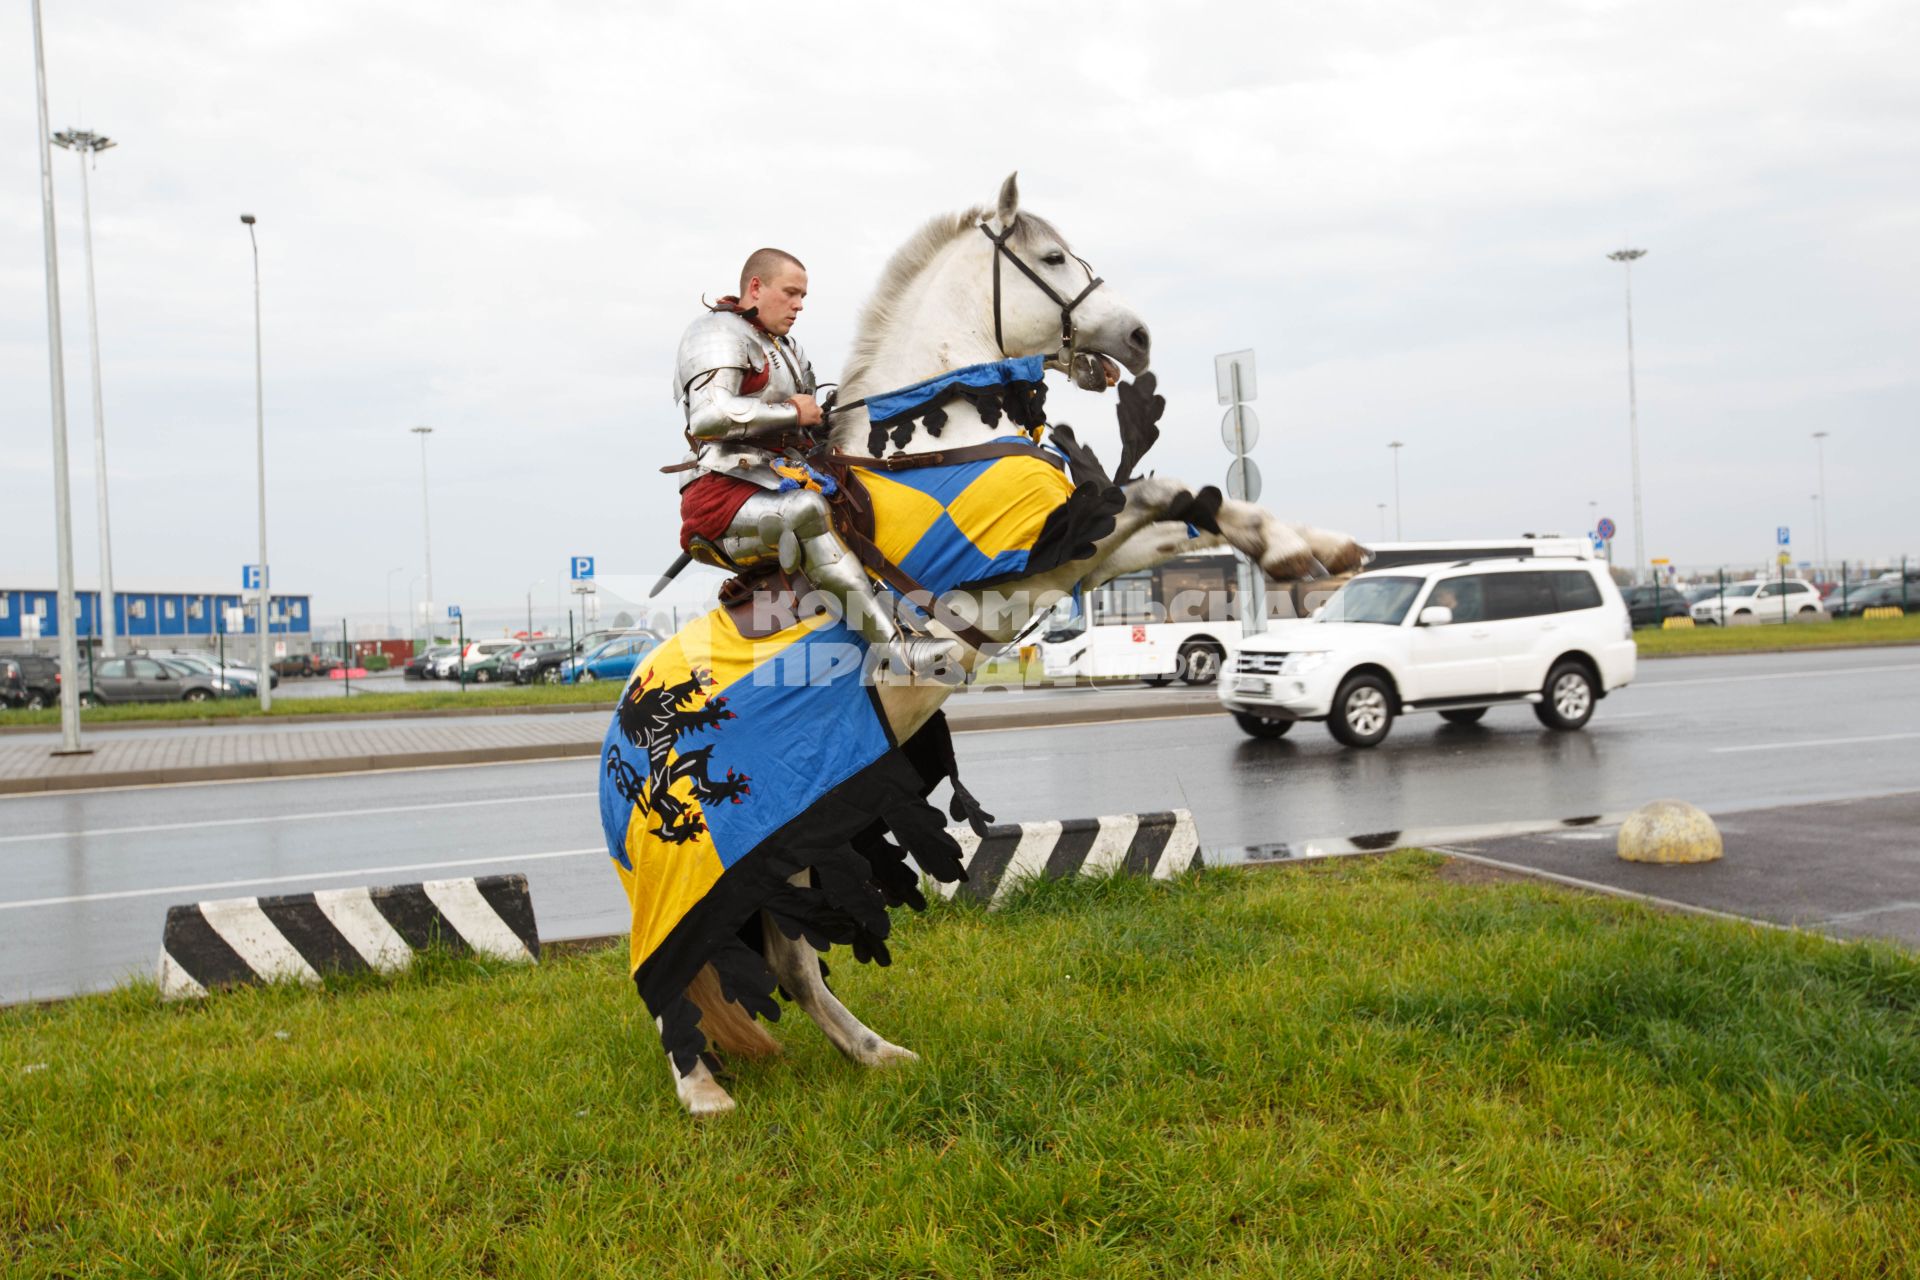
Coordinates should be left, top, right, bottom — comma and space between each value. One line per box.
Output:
604, 174, 1364, 1114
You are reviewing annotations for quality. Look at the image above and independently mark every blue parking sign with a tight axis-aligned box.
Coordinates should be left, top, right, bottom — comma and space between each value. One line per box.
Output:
1777, 526, 1790, 546
242, 564, 266, 590
570, 556, 595, 580
447, 605, 461, 620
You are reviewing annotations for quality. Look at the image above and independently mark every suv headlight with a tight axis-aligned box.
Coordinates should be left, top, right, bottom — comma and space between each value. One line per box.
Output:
1278, 651, 1330, 676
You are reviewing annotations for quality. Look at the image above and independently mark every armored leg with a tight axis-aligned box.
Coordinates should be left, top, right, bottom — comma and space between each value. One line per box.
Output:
710, 489, 964, 679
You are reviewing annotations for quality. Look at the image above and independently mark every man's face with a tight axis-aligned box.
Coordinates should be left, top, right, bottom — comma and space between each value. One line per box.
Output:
747, 265, 808, 335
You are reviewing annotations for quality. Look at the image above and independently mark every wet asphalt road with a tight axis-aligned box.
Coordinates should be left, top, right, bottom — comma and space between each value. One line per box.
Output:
4, 646, 1917, 1002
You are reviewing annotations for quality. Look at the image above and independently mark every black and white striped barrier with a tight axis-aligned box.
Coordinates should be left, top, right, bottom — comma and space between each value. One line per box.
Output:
944, 809, 1201, 905
158, 874, 540, 1000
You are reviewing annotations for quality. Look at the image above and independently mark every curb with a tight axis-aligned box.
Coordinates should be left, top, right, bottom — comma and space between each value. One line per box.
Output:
159, 874, 541, 999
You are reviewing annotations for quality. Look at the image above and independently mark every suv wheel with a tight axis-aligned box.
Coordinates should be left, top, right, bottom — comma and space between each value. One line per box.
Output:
26, 693, 48, 710
1328, 673, 1394, 748
1439, 707, 1487, 725
185, 688, 213, 703
1534, 661, 1595, 731
1177, 641, 1225, 686
542, 667, 562, 685
474, 669, 492, 684
579, 670, 597, 683
78, 692, 98, 709
1233, 711, 1293, 740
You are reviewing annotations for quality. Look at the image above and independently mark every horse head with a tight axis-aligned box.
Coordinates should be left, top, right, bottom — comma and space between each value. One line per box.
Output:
837, 174, 1152, 454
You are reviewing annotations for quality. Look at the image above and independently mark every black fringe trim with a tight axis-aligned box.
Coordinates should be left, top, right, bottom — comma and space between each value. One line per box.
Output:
865, 379, 1049, 457
635, 728, 972, 1074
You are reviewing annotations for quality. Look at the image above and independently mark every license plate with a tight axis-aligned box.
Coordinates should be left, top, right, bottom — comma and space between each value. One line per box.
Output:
1234, 677, 1270, 696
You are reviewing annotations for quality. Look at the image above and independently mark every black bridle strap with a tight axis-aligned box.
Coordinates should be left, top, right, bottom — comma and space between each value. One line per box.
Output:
981, 223, 1103, 358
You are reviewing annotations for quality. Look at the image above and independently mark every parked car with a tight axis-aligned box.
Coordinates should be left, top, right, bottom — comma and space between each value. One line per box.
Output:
1220, 557, 1636, 747
148, 648, 277, 689
509, 638, 573, 684
1, 654, 61, 709
1689, 578, 1826, 625
405, 644, 459, 679
147, 652, 257, 695
78, 656, 228, 706
558, 633, 661, 685
1619, 584, 1692, 629
1828, 580, 1911, 618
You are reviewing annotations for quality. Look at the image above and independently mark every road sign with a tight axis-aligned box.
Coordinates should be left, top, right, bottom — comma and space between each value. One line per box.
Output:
1590, 533, 1605, 552
1777, 526, 1790, 546
1213, 349, 1256, 406
1225, 457, 1262, 502
1650, 558, 1670, 565
447, 605, 461, 620
242, 564, 266, 591
570, 556, 595, 581
1220, 405, 1260, 454
1596, 517, 1616, 541
1777, 552, 1791, 566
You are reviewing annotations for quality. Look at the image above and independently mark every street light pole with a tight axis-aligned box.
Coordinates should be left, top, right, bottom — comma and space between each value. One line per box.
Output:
527, 579, 544, 638
1388, 441, 1404, 540
408, 575, 423, 650
1376, 502, 1386, 541
52, 127, 119, 659
30, 0, 85, 755
1812, 431, 1830, 583
1608, 247, 1649, 584
242, 214, 270, 710
411, 425, 435, 638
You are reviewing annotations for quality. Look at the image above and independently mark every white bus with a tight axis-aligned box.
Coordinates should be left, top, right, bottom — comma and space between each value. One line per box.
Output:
1035, 537, 1596, 686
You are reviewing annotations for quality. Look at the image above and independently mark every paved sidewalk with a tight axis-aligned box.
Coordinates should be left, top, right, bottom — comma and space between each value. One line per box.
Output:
0, 686, 1221, 794
1441, 790, 1920, 949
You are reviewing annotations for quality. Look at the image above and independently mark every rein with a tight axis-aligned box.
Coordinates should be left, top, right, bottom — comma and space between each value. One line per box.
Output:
980, 222, 1103, 366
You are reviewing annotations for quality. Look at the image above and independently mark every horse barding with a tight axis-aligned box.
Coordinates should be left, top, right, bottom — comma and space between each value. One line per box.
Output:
600, 175, 1366, 1114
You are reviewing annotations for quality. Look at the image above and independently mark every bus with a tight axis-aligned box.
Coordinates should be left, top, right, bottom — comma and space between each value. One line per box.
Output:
1034, 536, 1596, 685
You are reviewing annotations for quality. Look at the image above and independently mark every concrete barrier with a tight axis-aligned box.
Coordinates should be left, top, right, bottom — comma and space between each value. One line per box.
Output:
942, 809, 1201, 905
158, 874, 539, 1000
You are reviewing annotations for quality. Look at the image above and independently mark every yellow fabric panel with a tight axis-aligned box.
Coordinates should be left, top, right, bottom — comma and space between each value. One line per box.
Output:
612, 604, 834, 977
618, 795, 725, 977
946, 455, 1076, 558
857, 470, 947, 567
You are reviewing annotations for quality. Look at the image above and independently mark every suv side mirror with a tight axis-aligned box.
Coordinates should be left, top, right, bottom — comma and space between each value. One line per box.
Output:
1418, 605, 1454, 627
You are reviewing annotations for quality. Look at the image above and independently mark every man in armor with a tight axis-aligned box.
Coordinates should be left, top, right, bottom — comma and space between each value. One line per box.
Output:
674, 248, 956, 676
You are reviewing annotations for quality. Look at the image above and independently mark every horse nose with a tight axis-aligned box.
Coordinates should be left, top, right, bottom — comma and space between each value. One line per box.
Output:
1129, 325, 1151, 355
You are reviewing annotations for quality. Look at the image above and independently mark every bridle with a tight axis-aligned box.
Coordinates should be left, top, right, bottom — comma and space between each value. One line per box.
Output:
979, 220, 1104, 369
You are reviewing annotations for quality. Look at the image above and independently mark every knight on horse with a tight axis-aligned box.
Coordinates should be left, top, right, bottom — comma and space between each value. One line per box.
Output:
670, 248, 960, 677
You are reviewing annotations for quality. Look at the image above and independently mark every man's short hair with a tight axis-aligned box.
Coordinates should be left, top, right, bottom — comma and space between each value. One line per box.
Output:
740, 248, 805, 295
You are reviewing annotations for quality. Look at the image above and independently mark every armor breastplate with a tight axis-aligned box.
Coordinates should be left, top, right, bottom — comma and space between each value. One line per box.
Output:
673, 309, 816, 489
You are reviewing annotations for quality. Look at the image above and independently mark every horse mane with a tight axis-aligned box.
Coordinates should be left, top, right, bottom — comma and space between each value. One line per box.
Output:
842, 205, 1064, 393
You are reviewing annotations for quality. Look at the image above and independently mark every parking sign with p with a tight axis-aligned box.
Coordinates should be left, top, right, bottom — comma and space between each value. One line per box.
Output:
570, 556, 595, 581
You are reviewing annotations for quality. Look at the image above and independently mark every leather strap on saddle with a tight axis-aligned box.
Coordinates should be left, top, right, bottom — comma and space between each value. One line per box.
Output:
826, 438, 1066, 475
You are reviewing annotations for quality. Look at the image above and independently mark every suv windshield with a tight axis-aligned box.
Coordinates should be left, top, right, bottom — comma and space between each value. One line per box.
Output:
1722, 582, 1761, 598
1320, 576, 1423, 625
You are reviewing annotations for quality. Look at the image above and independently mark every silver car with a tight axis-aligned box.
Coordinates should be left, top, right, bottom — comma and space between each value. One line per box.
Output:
78, 656, 228, 706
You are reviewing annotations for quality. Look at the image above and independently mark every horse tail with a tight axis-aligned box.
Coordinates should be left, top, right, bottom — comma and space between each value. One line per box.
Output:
685, 963, 782, 1059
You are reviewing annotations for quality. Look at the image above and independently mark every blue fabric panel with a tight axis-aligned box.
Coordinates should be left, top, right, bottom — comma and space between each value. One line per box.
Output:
882, 458, 999, 509
864, 356, 1046, 426
689, 620, 890, 868
896, 514, 1031, 595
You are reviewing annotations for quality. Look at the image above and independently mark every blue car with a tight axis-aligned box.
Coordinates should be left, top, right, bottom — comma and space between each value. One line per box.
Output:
560, 633, 660, 685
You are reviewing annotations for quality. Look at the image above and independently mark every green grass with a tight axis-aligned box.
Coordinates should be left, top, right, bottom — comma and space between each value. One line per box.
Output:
0, 680, 612, 727
7, 856, 1920, 1277
1636, 610, 1920, 656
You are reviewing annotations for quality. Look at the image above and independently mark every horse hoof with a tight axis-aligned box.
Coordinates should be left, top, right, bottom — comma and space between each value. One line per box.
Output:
860, 1041, 920, 1068
678, 1078, 737, 1116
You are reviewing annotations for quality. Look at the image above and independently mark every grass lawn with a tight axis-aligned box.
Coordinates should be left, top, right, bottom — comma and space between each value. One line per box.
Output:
7, 855, 1920, 1276
1637, 611, 1920, 657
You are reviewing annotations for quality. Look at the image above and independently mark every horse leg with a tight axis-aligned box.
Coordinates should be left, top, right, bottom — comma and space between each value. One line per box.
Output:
658, 1015, 737, 1115
1213, 498, 1367, 579
761, 904, 917, 1068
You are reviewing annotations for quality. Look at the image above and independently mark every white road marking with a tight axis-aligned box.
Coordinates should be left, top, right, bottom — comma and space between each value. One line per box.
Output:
0, 790, 596, 846
1637, 661, 1920, 690
0, 846, 604, 912
1712, 731, 1920, 755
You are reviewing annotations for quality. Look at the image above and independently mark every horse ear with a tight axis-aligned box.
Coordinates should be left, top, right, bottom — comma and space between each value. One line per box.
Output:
996, 172, 1020, 227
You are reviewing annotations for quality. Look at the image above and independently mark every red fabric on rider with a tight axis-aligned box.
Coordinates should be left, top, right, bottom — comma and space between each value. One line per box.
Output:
678, 472, 763, 551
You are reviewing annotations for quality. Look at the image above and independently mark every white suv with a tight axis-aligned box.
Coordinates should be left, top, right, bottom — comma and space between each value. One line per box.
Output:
1689, 578, 1825, 625
1219, 557, 1636, 747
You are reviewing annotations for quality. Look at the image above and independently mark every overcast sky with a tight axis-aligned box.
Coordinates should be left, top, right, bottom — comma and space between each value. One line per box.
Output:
5, 0, 1916, 634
